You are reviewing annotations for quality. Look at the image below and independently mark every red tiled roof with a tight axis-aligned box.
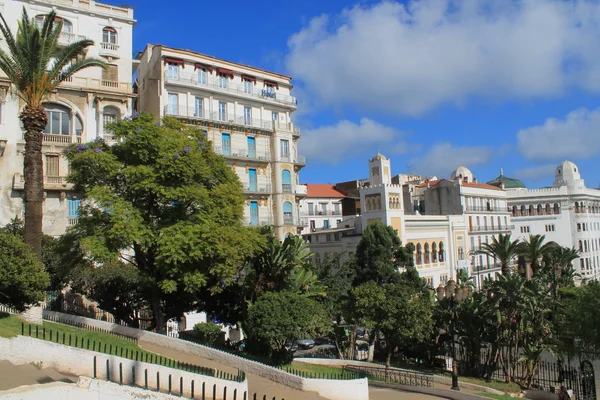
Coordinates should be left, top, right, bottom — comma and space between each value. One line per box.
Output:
418, 179, 501, 191
306, 184, 347, 198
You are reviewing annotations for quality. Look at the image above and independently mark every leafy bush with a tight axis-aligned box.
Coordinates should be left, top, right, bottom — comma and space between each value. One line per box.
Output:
193, 322, 223, 346
0, 233, 50, 311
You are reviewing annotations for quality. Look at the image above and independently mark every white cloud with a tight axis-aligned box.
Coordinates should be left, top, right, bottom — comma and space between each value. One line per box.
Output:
410, 143, 492, 177
286, 0, 600, 116
517, 108, 600, 161
299, 118, 411, 164
514, 165, 556, 181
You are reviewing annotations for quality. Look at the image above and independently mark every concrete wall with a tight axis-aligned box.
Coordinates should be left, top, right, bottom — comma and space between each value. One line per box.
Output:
43, 311, 369, 400
0, 376, 209, 400
0, 335, 247, 398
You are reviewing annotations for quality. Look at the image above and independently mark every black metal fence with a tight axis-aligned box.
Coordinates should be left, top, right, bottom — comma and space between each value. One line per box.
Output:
343, 365, 433, 387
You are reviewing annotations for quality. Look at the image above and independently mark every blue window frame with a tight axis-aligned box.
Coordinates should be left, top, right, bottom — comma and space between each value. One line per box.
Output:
68, 199, 80, 217
250, 201, 258, 226
247, 137, 256, 159
282, 169, 291, 193
249, 169, 257, 192
283, 201, 293, 225
221, 133, 231, 156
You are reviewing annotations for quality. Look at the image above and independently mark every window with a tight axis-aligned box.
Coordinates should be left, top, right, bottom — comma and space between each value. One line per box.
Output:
244, 80, 253, 94
196, 68, 207, 84
102, 106, 119, 141
577, 223, 582, 232
416, 244, 422, 265
272, 112, 279, 128
282, 169, 291, 193
545, 224, 555, 232
334, 203, 341, 215
247, 137, 256, 159
280, 139, 289, 159
194, 97, 203, 117
167, 93, 178, 115
221, 133, 231, 156
520, 226, 530, 233
68, 199, 80, 217
46, 155, 59, 177
37, 15, 71, 34
283, 201, 293, 225
249, 201, 258, 226
320, 203, 327, 214
309, 220, 315, 230
44, 104, 72, 135
266, 83, 275, 95
102, 27, 117, 44
439, 242, 444, 262
243, 106, 252, 126
323, 220, 329, 229
308, 203, 314, 216
248, 169, 257, 192
218, 74, 228, 89
167, 63, 179, 80
218, 102, 227, 121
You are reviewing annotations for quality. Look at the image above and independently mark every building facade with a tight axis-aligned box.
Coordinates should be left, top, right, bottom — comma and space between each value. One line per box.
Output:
135, 45, 306, 239
299, 184, 346, 235
0, 0, 135, 235
497, 161, 600, 280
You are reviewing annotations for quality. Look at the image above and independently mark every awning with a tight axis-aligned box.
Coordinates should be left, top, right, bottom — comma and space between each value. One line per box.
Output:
242, 74, 256, 82
216, 67, 234, 78
264, 80, 279, 89
195, 63, 213, 73
164, 57, 184, 65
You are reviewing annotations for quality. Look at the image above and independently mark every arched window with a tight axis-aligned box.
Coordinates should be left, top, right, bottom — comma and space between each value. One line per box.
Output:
36, 15, 71, 34
537, 204, 543, 215
545, 204, 551, 215
432, 242, 438, 262
102, 27, 118, 44
529, 204, 535, 216
424, 243, 430, 264
282, 170, 291, 193
486, 201, 491, 211
521, 205, 527, 216
439, 242, 445, 262
575, 202, 580, 213
554, 203, 560, 214
283, 201, 293, 224
416, 244, 422, 265
102, 105, 120, 140
43, 103, 82, 136
512, 205, 517, 216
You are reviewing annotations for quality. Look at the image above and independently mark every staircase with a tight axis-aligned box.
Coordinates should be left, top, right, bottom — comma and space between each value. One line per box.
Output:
0, 360, 77, 391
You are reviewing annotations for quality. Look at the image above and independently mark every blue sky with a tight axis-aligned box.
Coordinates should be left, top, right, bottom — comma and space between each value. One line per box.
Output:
111, 0, 600, 189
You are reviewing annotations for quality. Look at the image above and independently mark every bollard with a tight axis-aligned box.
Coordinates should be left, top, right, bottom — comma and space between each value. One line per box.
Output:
223, 387, 227, 400
145, 369, 148, 389
119, 363, 123, 385
168, 374, 172, 395
106, 359, 110, 382
132, 366, 136, 387
157, 372, 160, 392
191, 380, 195, 398
180, 377, 183, 397
233, 388, 237, 400
93, 356, 97, 378
202, 382, 206, 400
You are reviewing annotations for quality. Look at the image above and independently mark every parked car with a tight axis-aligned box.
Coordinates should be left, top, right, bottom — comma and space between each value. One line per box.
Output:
314, 337, 331, 346
284, 342, 298, 352
293, 339, 315, 350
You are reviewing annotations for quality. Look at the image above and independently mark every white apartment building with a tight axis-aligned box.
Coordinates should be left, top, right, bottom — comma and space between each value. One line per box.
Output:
0, 0, 135, 235
501, 161, 600, 280
299, 184, 345, 235
413, 166, 513, 288
135, 45, 306, 239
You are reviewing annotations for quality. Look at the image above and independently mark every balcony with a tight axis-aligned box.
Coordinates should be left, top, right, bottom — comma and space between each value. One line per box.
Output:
164, 71, 297, 107
99, 42, 120, 58
214, 145, 270, 161
279, 154, 306, 165
102, 133, 122, 145
164, 106, 286, 132
17, 133, 82, 153
298, 217, 309, 227
465, 206, 507, 213
282, 184, 292, 193
283, 216, 295, 226
243, 183, 272, 194
306, 210, 342, 217
60, 76, 132, 94
243, 216, 273, 227
296, 184, 308, 197
470, 225, 515, 233
58, 32, 87, 46
12, 173, 73, 191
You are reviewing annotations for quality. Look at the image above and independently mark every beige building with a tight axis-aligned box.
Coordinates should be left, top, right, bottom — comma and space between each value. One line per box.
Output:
0, 0, 135, 235
135, 45, 306, 239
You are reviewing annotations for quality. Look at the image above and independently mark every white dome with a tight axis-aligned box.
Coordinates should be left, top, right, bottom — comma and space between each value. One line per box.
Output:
451, 166, 474, 183
554, 160, 583, 188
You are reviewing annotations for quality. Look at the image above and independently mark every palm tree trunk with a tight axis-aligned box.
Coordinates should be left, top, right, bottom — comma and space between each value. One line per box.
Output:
501, 263, 510, 276
20, 105, 47, 258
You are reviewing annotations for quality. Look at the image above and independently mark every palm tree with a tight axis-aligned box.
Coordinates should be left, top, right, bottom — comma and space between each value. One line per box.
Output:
518, 234, 556, 278
476, 233, 521, 276
0, 8, 106, 256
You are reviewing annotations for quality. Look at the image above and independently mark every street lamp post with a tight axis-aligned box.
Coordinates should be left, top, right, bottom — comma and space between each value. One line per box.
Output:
436, 279, 467, 391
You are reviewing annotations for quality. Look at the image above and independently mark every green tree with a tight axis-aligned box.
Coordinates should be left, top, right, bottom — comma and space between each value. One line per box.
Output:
0, 8, 105, 257
476, 233, 521, 276
353, 222, 415, 286
62, 114, 262, 331
245, 291, 331, 364
0, 232, 50, 310
350, 277, 435, 367
193, 322, 223, 346
518, 234, 555, 278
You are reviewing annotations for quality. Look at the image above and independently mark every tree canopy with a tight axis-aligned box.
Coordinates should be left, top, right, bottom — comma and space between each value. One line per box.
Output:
62, 114, 263, 330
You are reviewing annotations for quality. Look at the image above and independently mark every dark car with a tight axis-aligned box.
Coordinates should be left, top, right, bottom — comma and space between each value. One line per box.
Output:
293, 339, 316, 350
314, 337, 331, 346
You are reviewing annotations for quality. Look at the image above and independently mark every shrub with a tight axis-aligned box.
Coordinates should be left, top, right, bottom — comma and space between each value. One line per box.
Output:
0, 233, 50, 311
193, 322, 223, 346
